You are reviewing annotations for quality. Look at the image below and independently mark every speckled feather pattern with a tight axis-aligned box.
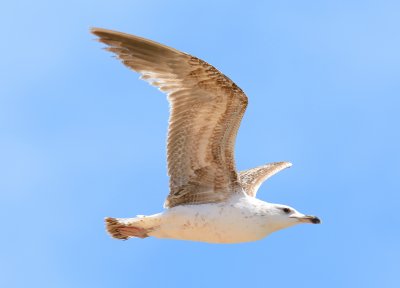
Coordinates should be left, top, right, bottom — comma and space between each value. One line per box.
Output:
239, 162, 292, 197
92, 28, 248, 207
92, 28, 320, 244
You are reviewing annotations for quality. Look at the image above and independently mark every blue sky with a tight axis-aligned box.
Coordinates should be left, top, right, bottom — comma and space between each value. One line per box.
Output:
1, 1, 399, 287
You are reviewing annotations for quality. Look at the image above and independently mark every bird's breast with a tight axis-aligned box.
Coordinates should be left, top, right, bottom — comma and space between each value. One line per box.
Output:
151, 196, 271, 243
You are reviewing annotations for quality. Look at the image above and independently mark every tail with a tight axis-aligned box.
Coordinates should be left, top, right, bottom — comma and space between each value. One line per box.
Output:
105, 215, 160, 240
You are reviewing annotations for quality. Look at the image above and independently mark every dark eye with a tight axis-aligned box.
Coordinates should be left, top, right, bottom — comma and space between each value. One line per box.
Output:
282, 208, 291, 214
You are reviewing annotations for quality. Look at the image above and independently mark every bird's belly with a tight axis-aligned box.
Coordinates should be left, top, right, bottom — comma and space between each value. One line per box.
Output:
150, 201, 268, 244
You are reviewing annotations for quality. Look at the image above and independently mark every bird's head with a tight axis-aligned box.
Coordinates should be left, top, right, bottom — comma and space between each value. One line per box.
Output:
265, 204, 321, 231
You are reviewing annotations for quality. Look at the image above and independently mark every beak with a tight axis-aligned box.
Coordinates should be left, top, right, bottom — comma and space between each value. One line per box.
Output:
290, 215, 321, 224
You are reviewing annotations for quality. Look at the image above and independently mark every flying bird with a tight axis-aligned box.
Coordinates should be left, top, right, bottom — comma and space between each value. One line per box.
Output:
91, 28, 321, 244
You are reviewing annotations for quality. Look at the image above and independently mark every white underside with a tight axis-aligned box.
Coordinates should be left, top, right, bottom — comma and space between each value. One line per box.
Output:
130, 194, 289, 244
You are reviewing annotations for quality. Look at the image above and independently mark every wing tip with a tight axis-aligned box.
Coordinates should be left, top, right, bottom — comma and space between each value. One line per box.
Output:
273, 161, 293, 169
90, 27, 111, 36
90, 27, 128, 40
90, 27, 114, 44
90, 26, 103, 36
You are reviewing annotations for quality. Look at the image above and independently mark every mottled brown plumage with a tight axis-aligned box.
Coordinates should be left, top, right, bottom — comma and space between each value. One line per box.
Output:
239, 162, 292, 197
91, 28, 287, 208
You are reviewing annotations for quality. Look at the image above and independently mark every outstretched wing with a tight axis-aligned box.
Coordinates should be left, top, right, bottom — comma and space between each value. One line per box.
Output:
92, 28, 248, 208
239, 162, 292, 197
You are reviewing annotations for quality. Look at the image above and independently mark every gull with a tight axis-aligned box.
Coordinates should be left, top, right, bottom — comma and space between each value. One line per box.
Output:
91, 28, 321, 244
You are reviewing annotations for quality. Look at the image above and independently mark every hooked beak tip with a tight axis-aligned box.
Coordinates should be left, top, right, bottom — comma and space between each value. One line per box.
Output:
310, 216, 321, 224
293, 215, 321, 224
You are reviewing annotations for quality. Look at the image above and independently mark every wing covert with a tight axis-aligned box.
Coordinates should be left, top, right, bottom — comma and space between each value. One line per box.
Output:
239, 162, 292, 197
92, 28, 248, 207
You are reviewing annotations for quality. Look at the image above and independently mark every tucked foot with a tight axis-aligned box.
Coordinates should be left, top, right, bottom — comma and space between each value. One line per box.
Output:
105, 217, 150, 240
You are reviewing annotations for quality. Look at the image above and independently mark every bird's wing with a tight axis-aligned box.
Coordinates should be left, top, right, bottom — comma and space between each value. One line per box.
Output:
92, 28, 248, 208
238, 162, 292, 197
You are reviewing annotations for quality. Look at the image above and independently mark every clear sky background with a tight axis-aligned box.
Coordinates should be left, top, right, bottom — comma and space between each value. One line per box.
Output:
1, 1, 399, 287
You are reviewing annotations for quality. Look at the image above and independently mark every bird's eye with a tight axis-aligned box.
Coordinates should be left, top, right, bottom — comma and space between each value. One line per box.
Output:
282, 208, 291, 214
